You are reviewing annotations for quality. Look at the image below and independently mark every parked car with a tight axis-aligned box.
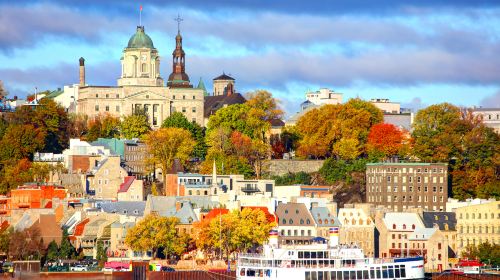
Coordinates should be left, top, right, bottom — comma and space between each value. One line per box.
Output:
161, 266, 175, 272
70, 264, 88, 271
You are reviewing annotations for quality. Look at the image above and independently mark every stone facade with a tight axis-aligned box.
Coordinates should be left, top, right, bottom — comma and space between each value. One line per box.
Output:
266, 160, 325, 176
338, 205, 375, 257
76, 26, 204, 127
87, 156, 128, 200
455, 201, 500, 256
366, 162, 448, 211
408, 228, 449, 272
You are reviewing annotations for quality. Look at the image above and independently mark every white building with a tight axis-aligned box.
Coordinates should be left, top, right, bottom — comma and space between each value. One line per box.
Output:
370, 98, 401, 114
471, 107, 500, 133
305, 88, 342, 107
446, 198, 497, 212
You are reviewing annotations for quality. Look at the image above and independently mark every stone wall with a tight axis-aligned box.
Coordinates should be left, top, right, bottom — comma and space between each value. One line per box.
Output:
266, 160, 325, 176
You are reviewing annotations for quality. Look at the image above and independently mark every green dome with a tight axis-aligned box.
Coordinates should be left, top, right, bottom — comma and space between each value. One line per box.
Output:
127, 26, 155, 49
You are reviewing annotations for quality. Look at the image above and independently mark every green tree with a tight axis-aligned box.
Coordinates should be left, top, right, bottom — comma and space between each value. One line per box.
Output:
271, 172, 311, 186
46, 240, 59, 262
58, 229, 76, 259
86, 114, 121, 142
144, 128, 195, 186
162, 112, 207, 159
0, 228, 12, 256
319, 158, 368, 185
96, 240, 108, 267
462, 242, 500, 266
125, 215, 184, 259
0, 124, 46, 161
120, 109, 151, 139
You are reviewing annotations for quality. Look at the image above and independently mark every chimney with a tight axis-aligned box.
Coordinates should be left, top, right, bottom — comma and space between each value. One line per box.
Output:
79, 57, 85, 86
175, 201, 182, 211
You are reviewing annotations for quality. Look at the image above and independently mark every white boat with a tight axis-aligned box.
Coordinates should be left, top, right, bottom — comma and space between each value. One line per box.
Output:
237, 227, 425, 280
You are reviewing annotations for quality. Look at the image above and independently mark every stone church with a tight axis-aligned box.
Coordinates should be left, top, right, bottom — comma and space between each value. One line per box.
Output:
76, 25, 208, 127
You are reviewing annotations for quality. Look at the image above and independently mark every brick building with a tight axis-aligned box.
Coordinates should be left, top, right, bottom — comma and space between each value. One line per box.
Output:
366, 162, 448, 211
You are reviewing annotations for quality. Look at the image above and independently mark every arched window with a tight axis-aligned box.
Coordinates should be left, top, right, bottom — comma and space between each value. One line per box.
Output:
324, 219, 328, 224
289, 219, 293, 225
188, 190, 192, 195
282, 219, 286, 224
306, 219, 311, 225
214, 188, 217, 195
412, 224, 416, 230
359, 219, 363, 225
393, 224, 396, 229
300, 219, 304, 225
403, 224, 407, 230
352, 219, 356, 225
319, 219, 323, 225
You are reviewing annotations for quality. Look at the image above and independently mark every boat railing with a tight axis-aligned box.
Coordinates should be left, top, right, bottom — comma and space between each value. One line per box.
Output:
238, 257, 371, 269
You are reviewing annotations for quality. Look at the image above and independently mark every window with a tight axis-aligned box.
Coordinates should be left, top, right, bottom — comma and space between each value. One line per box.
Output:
95, 105, 99, 111
116, 105, 120, 112
306, 219, 310, 224
192, 107, 196, 113
192, 95, 196, 100
289, 219, 293, 224
182, 107, 186, 113
282, 219, 286, 224
96, 94, 99, 98
116, 94, 119, 98
417, 176, 421, 183
300, 219, 304, 225
387, 176, 391, 182
183, 95, 186, 99
105, 105, 109, 111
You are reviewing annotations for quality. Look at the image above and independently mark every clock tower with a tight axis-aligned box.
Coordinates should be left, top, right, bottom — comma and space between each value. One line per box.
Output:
118, 26, 164, 86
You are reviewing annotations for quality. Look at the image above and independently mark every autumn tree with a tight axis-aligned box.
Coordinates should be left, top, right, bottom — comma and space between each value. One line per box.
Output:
120, 109, 151, 139
192, 209, 275, 261
86, 114, 121, 142
144, 128, 195, 186
125, 215, 185, 259
67, 113, 88, 139
366, 123, 405, 159
0, 124, 45, 161
9, 227, 45, 260
462, 242, 500, 266
0, 228, 12, 256
162, 112, 207, 159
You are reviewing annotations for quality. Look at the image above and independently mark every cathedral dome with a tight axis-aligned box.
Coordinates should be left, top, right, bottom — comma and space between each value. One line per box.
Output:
127, 26, 155, 49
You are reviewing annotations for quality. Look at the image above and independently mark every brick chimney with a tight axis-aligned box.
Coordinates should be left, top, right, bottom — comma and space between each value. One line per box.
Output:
79, 57, 85, 86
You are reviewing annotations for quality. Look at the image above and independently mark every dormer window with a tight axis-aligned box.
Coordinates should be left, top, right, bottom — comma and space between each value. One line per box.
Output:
393, 224, 396, 229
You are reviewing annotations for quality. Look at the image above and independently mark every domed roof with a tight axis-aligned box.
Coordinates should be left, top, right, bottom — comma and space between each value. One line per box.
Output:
127, 26, 155, 49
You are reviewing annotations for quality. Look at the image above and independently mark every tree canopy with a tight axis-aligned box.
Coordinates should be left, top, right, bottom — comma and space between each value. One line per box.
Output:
120, 109, 151, 139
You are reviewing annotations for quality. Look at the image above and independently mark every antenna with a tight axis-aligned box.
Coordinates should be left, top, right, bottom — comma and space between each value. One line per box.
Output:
139, 5, 143, 26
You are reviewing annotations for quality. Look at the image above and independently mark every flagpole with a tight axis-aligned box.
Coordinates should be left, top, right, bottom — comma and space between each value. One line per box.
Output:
139, 5, 142, 26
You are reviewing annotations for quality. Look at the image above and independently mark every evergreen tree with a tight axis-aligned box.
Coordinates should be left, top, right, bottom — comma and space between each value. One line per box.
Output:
46, 240, 59, 261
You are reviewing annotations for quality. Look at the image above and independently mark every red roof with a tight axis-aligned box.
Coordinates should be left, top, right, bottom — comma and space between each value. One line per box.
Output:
0, 221, 9, 232
118, 176, 135, 193
44, 201, 52, 208
203, 208, 229, 220
242, 206, 277, 223
72, 218, 90, 237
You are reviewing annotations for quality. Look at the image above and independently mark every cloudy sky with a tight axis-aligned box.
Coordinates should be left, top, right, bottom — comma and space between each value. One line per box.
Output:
1, 0, 499, 115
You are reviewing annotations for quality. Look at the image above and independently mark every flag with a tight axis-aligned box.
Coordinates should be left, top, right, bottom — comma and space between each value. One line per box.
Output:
140, 5, 143, 11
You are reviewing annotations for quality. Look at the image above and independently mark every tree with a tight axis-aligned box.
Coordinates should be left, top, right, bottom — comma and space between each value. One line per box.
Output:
144, 128, 195, 186
125, 215, 184, 259
366, 123, 404, 159
96, 240, 107, 267
9, 227, 45, 260
462, 242, 500, 266
0, 80, 7, 100
162, 112, 207, 159
192, 209, 275, 261
120, 110, 151, 139
271, 172, 312, 186
0, 158, 33, 194
0, 228, 12, 256
333, 138, 361, 161
46, 240, 59, 262
0, 124, 46, 161
67, 113, 88, 139
245, 90, 284, 122
86, 114, 121, 142
319, 158, 368, 185
58, 228, 76, 260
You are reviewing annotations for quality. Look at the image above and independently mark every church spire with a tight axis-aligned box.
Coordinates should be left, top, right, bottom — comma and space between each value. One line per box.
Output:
167, 15, 192, 88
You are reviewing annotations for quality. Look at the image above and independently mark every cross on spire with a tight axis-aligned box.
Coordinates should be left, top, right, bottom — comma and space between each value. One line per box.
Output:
174, 14, 183, 33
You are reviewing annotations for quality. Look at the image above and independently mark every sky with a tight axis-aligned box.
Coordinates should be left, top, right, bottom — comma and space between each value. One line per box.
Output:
1, 0, 500, 116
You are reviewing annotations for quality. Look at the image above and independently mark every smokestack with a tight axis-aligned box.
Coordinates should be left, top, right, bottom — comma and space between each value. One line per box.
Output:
79, 57, 85, 86
329, 227, 339, 247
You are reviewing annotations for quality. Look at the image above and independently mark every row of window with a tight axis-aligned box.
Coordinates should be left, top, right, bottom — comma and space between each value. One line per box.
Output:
370, 185, 445, 193
459, 212, 498, 219
282, 218, 312, 225
341, 218, 372, 226
303, 265, 407, 280
172, 95, 197, 100
368, 175, 445, 184
172, 106, 197, 113
368, 167, 444, 173
368, 195, 445, 203
281, 229, 313, 236
95, 93, 119, 99
95, 105, 120, 112
458, 225, 500, 234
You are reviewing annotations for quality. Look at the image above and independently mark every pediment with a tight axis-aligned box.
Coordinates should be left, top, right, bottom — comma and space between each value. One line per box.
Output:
125, 90, 167, 100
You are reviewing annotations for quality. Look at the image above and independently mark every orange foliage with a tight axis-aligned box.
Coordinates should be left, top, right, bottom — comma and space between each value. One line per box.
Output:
366, 123, 403, 157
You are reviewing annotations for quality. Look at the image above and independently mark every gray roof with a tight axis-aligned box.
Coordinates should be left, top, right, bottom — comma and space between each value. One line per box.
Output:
100, 201, 146, 216
310, 207, 341, 227
146, 195, 219, 213
276, 203, 315, 226
422, 211, 456, 231
383, 114, 412, 131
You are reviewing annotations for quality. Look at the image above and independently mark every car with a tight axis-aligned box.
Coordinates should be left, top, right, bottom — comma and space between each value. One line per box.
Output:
70, 264, 88, 271
160, 266, 175, 272
102, 267, 114, 272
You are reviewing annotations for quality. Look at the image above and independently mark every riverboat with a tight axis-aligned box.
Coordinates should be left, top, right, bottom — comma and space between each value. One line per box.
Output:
237, 227, 425, 280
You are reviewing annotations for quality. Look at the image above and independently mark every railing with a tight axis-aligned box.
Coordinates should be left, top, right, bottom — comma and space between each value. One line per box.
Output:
238, 257, 371, 269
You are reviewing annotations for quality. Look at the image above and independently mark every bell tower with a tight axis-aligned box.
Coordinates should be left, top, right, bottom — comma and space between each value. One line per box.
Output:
167, 16, 192, 88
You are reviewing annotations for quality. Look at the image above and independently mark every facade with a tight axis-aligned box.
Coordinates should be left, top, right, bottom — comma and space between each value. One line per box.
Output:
123, 140, 148, 176
446, 198, 497, 212
117, 176, 144, 201
471, 107, 500, 133
422, 211, 457, 256
338, 205, 375, 257
87, 156, 128, 200
76, 25, 204, 127
276, 202, 317, 244
366, 162, 448, 211
370, 98, 401, 114
375, 212, 425, 258
9, 184, 67, 209
310, 206, 340, 238
455, 201, 500, 256
408, 228, 449, 272
212, 73, 236, 96
305, 88, 342, 107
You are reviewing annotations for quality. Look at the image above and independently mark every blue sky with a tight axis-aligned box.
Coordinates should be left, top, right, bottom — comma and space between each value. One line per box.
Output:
1, 0, 499, 115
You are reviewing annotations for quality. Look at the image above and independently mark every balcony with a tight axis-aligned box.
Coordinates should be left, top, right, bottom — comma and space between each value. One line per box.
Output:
241, 186, 261, 194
